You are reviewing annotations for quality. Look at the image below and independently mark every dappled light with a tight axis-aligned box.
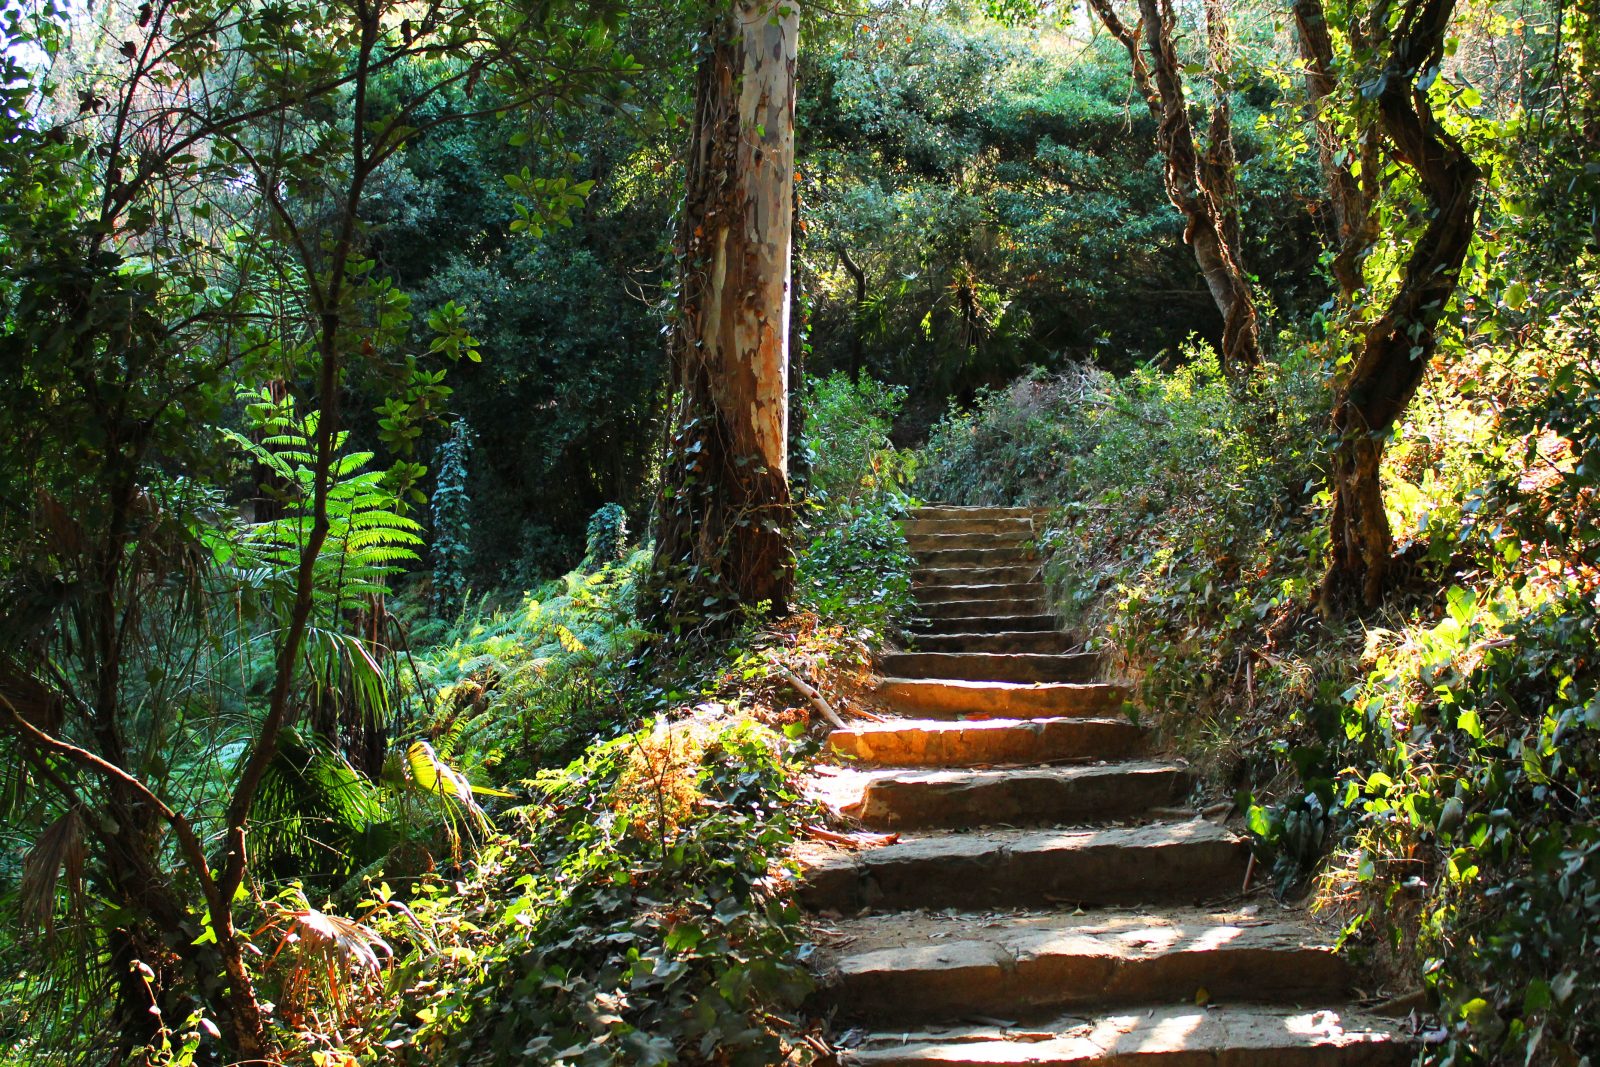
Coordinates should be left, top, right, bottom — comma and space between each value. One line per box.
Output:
2, 0, 1595, 1060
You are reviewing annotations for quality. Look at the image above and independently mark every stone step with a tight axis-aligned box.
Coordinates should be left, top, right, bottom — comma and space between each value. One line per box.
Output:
906, 530, 1033, 552
877, 678, 1127, 718
911, 613, 1060, 635
913, 546, 1038, 569
903, 516, 1036, 538
828, 762, 1191, 830
917, 582, 1045, 605
914, 565, 1041, 589
817, 908, 1356, 1023
880, 652, 1096, 684
917, 597, 1050, 622
910, 506, 1048, 521
800, 820, 1250, 913
911, 630, 1076, 654
830, 717, 1145, 768
838, 1005, 1409, 1066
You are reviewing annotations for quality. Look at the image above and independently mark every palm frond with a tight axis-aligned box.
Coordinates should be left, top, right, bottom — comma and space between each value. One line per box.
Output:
18, 808, 86, 940
250, 733, 385, 883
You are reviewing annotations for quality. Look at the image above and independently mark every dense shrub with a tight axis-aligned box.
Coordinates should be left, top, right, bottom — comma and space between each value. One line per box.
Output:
794, 373, 917, 636
402, 550, 652, 779
287, 714, 810, 1066
583, 503, 631, 568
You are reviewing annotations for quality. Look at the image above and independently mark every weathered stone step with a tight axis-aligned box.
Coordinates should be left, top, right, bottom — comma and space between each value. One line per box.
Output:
800, 821, 1249, 913
881, 652, 1096, 684
818, 908, 1355, 1023
907, 529, 1032, 552
917, 582, 1045, 605
838, 1005, 1409, 1065
903, 516, 1036, 538
830, 717, 1144, 768
913, 546, 1038, 569
914, 565, 1040, 589
828, 761, 1190, 830
912, 630, 1075, 654
917, 596, 1048, 621
910, 506, 1047, 521
877, 678, 1126, 718
911, 613, 1059, 636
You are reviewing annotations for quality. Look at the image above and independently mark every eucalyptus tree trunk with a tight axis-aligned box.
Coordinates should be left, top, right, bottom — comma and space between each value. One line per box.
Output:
652, 0, 799, 629
1322, 0, 1481, 610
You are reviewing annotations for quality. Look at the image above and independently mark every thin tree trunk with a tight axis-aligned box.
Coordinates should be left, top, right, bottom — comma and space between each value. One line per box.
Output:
1322, 0, 1481, 610
652, 0, 799, 629
1087, 0, 1260, 374
838, 245, 867, 382
1291, 0, 1379, 297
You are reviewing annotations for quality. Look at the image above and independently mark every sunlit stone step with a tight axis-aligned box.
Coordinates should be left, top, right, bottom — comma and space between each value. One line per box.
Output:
910, 613, 1059, 635
838, 1005, 1410, 1065
916, 596, 1049, 620
823, 761, 1190, 830
917, 581, 1046, 605
910, 630, 1076, 654
906, 529, 1033, 552
877, 678, 1126, 718
909, 505, 1048, 522
902, 516, 1037, 538
913, 546, 1038, 569
829, 716, 1145, 768
799, 820, 1250, 912
880, 651, 1096, 684
818, 907, 1355, 1022
915, 565, 1041, 588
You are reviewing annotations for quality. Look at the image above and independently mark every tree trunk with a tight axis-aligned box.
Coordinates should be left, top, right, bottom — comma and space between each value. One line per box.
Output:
1087, 0, 1260, 375
1322, 0, 1481, 610
651, 0, 799, 630
838, 244, 867, 382
1291, 0, 1378, 297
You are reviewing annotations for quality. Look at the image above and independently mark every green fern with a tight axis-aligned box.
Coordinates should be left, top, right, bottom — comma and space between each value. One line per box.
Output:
227, 387, 423, 625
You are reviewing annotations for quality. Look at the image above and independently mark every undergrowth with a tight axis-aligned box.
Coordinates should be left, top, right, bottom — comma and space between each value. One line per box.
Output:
917, 264, 1600, 1063
251, 373, 916, 1067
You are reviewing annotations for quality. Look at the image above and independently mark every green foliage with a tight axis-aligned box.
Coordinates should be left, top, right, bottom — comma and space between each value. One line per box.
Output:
355, 715, 810, 1066
925, 268, 1600, 1062
800, 7, 1319, 397
367, 36, 694, 580
584, 503, 631, 569
404, 551, 652, 777
794, 374, 917, 636
433, 420, 475, 613
230, 388, 425, 613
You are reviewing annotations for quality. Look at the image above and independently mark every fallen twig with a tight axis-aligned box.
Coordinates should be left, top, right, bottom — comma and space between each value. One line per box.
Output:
803, 823, 899, 848
773, 661, 848, 730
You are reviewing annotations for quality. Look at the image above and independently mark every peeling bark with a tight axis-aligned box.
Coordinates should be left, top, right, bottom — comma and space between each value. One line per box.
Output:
652, 0, 799, 628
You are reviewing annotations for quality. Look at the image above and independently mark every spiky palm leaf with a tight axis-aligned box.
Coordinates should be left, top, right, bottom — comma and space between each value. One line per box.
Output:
250, 732, 386, 883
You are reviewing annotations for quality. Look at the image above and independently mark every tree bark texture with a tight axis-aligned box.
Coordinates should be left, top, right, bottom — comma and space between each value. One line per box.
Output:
652, 0, 799, 629
1324, 0, 1481, 610
1292, 0, 1379, 297
1087, 0, 1260, 374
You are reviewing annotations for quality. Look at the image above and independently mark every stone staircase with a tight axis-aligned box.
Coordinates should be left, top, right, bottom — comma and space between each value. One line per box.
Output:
800, 505, 1409, 1065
